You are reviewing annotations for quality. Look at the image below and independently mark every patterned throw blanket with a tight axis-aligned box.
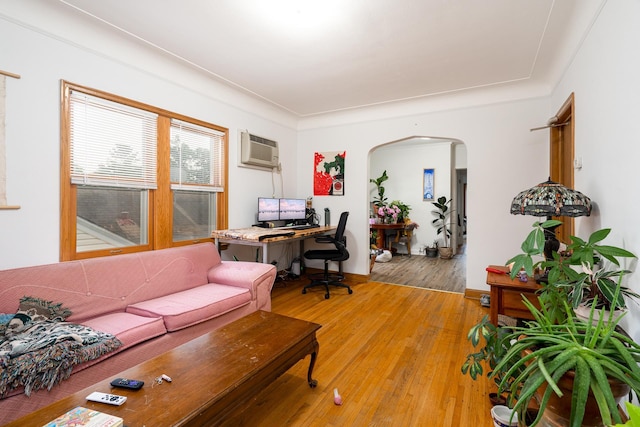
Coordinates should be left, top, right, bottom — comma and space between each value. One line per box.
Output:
0, 320, 122, 397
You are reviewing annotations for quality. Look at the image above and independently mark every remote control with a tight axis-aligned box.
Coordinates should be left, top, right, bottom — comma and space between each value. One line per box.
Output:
86, 391, 127, 406
110, 377, 144, 390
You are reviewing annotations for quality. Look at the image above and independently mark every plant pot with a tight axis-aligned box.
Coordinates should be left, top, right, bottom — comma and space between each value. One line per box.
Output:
438, 246, 454, 259
535, 370, 629, 427
425, 247, 438, 258
574, 304, 626, 326
521, 346, 630, 427
491, 405, 518, 427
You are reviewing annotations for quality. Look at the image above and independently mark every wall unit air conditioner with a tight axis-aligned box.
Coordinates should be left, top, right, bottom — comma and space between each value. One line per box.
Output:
240, 131, 279, 169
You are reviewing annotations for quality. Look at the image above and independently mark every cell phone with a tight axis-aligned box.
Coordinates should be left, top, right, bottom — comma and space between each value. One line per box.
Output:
110, 377, 144, 390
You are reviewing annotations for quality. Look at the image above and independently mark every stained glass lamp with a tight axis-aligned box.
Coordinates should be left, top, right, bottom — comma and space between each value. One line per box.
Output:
510, 178, 592, 218
510, 179, 592, 280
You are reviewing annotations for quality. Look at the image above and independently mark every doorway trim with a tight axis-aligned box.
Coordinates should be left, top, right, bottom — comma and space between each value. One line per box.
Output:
550, 92, 575, 244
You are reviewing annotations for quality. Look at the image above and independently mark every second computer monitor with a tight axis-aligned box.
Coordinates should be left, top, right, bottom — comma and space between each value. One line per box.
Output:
279, 198, 306, 221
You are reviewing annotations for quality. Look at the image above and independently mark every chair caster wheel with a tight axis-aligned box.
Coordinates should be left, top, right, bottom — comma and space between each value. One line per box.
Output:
302, 289, 307, 294
348, 289, 353, 294
324, 293, 330, 299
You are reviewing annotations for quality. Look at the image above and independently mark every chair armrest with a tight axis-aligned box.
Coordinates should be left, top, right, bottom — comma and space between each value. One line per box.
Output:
314, 236, 333, 244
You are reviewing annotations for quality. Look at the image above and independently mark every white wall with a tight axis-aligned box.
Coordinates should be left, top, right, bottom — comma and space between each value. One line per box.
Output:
0, 14, 299, 269
551, 0, 640, 341
297, 98, 551, 285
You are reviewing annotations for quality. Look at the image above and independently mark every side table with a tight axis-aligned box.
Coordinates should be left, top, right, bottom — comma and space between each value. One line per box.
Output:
486, 265, 541, 325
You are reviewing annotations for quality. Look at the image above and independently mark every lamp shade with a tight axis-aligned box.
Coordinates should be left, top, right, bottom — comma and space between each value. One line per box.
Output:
510, 179, 592, 217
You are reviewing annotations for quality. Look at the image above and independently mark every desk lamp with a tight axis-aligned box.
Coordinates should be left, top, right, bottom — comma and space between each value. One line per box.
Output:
510, 178, 592, 279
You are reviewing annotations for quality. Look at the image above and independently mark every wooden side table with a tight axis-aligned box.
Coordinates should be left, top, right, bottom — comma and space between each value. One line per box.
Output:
486, 265, 541, 325
370, 223, 405, 251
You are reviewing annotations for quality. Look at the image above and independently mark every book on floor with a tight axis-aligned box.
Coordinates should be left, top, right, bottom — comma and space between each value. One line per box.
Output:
43, 406, 123, 427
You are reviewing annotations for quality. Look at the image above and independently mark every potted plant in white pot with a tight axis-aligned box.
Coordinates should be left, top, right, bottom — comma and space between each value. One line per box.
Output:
431, 196, 454, 259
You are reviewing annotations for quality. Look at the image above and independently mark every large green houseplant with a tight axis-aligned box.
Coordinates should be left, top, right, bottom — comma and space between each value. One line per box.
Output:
431, 196, 453, 258
494, 294, 640, 426
506, 220, 638, 323
370, 170, 389, 207
463, 220, 640, 426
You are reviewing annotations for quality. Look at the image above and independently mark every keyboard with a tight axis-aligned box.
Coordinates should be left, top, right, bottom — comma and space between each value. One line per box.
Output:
274, 224, 320, 230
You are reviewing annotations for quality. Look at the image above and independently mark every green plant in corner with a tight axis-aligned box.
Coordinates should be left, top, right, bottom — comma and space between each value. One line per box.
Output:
431, 196, 453, 248
370, 170, 389, 207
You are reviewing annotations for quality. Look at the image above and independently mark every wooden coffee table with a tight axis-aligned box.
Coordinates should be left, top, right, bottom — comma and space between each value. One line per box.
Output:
7, 311, 321, 427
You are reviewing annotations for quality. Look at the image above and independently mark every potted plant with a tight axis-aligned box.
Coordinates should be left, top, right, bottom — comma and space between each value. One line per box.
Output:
492, 295, 640, 427
389, 200, 411, 223
507, 220, 638, 324
425, 240, 439, 258
370, 170, 389, 208
431, 196, 454, 259
461, 315, 522, 406
463, 220, 640, 426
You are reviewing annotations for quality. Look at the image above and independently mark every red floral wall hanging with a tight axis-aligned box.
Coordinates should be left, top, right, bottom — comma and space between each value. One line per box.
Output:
314, 151, 345, 196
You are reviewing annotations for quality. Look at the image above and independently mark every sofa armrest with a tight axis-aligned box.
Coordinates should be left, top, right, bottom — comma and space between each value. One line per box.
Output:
206, 261, 277, 311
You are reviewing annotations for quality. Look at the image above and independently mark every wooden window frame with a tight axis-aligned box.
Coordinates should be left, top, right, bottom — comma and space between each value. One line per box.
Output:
60, 81, 228, 261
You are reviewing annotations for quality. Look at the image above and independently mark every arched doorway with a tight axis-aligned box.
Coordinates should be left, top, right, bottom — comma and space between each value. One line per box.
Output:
368, 136, 467, 292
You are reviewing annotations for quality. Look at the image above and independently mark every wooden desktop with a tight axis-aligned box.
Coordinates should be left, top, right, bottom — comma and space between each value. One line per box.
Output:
212, 225, 336, 264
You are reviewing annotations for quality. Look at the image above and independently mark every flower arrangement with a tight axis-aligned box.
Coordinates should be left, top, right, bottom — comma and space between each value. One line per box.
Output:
377, 204, 401, 223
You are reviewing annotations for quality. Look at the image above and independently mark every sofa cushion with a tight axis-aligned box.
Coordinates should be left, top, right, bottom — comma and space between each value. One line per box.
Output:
125, 284, 251, 332
81, 312, 167, 350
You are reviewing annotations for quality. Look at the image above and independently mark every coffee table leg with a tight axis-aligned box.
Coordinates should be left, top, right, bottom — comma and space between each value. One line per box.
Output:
307, 340, 319, 388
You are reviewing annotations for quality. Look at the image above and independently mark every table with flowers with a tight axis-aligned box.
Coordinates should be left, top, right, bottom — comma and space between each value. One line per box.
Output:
370, 223, 406, 252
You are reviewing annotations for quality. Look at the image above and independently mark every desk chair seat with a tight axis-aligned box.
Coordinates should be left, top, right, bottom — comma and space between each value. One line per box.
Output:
303, 211, 352, 299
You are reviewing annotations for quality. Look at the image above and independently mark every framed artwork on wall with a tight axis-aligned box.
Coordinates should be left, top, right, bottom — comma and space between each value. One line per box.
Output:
423, 168, 434, 201
314, 151, 345, 196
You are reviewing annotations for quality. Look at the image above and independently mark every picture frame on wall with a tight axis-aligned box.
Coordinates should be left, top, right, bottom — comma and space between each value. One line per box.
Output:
423, 168, 434, 201
314, 151, 346, 196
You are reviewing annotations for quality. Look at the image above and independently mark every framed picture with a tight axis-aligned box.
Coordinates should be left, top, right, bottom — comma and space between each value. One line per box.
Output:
314, 151, 345, 196
423, 168, 434, 201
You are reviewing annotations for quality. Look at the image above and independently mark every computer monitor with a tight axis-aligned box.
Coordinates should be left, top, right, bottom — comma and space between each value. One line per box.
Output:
257, 197, 280, 222
279, 198, 306, 221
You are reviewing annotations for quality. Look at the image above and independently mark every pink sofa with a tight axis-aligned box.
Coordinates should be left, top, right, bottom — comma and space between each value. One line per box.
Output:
0, 242, 276, 424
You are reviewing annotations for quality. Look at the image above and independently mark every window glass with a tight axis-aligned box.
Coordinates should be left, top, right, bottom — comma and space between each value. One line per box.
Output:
173, 191, 215, 241
76, 186, 148, 252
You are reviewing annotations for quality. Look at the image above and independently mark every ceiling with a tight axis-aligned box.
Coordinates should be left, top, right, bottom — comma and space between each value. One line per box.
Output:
55, 0, 602, 118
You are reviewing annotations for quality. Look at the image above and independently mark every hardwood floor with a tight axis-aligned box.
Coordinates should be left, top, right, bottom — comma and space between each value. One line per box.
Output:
369, 244, 466, 293
222, 275, 494, 426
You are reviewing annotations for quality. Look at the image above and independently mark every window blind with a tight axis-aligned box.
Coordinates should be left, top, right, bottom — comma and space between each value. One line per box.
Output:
69, 90, 158, 189
170, 119, 224, 192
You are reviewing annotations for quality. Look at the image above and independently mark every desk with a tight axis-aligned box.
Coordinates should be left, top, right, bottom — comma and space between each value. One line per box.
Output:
486, 265, 541, 325
212, 226, 336, 264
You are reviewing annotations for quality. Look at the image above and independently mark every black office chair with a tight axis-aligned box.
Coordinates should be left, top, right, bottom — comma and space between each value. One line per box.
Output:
303, 211, 353, 299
